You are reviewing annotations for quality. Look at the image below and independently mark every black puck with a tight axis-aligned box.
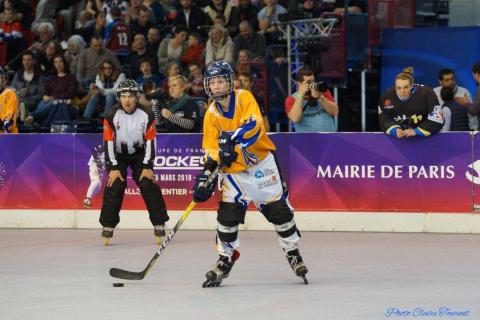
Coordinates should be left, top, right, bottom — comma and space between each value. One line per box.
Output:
113, 282, 124, 287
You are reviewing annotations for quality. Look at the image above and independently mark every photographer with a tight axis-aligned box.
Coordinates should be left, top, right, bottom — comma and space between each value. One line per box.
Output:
140, 76, 201, 133
285, 68, 339, 132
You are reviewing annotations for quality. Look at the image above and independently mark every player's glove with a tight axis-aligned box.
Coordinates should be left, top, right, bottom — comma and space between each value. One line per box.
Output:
192, 170, 218, 203
0, 120, 4, 130
218, 131, 238, 168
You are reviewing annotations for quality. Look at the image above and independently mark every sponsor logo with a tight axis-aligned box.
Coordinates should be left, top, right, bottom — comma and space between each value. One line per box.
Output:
254, 170, 264, 179
115, 121, 120, 130
466, 160, 480, 184
153, 155, 204, 170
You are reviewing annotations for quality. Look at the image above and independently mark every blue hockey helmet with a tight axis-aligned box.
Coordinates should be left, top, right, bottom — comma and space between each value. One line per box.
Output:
203, 60, 234, 101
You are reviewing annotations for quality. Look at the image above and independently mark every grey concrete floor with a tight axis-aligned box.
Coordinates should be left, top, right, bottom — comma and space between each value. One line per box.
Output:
0, 229, 479, 320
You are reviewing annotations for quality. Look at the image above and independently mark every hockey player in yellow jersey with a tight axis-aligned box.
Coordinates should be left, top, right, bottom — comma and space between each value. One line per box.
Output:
0, 67, 18, 134
193, 61, 308, 287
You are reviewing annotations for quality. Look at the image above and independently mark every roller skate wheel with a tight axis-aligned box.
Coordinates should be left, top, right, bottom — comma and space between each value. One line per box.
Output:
156, 236, 161, 245
103, 237, 110, 246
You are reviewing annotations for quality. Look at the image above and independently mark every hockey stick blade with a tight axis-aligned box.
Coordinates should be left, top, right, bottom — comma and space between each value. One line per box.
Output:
109, 168, 219, 281
109, 267, 147, 280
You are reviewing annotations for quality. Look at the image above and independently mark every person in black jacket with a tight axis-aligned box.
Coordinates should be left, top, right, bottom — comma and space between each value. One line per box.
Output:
378, 67, 443, 138
100, 79, 169, 245
10, 50, 45, 122
173, 0, 208, 34
440, 86, 470, 132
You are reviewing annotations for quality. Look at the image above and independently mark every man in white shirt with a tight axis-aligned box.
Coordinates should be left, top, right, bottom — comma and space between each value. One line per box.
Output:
433, 68, 475, 129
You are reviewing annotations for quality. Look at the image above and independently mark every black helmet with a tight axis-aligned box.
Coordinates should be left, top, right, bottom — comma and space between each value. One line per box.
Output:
116, 79, 140, 98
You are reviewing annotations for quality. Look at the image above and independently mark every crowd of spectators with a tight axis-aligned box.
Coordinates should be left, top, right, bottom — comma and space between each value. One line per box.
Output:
0, 0, 364, 133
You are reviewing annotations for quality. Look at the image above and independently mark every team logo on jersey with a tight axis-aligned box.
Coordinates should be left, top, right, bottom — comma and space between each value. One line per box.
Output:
254, 170, 265, 179
427, 106, 444, 124
116, 121, 120, 130
242, 148, 258, 166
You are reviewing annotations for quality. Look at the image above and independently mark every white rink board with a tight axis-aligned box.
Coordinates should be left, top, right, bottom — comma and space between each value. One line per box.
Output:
1, 210, 480, 233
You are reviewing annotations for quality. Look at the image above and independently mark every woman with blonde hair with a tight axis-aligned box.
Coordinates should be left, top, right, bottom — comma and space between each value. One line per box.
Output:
205, 23, 234, 66
83, 58, 126, 118
378, 67, 443, 138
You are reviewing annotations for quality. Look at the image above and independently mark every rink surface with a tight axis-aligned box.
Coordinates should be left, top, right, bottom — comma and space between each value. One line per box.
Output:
1, 229, 479, 320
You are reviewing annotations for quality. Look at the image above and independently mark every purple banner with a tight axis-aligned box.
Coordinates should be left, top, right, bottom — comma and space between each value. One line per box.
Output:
0, 132, 475, 212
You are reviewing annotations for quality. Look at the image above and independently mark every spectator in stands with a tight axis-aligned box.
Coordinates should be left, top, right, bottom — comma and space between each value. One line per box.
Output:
0, 0, 30, 29
333, 0, 367, 14
163, 60, 181, 92
147, 27, 161, 53
130, 4, 155, 37
440, 86, 470, 132
11, 51, 45, 122
180, 32, 205, 67
126, 0, 156, 24
82, 11, 107, 44
95, 0, 129, 24
205, 23, 233, 66
162, 75, 201, 132
76, 0, 95, 32
77, 35, 122, 88
204, 0, 240, 36
0, 6, 23, 61
433, 68, 475, 130
104, 5, 131, 57
39, 40, 62, 76
24, 54, 77, 126
65, 35, 87, 76
257, 0, 286, 44
174, 0, 208, 34
233, 21, 266, 62
301, 0, 322, 18
31, 21, 54, 52
129, 33, 158, 79
378, 67, 443, 138
285, 67, 339, 132
239, 71, 270, 131
136, 57, 162, 87
187, 62, 205, 97
144, 0, 165, 26
235, 49, 261, 78
157, 25, 188, 72
83, 58, 126, 119
31, 0, 58, 34
238, 0, 260, 31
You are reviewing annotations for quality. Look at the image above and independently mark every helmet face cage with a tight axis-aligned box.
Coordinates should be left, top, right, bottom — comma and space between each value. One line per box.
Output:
116, 79, 140, 99
203, 73, 234, 101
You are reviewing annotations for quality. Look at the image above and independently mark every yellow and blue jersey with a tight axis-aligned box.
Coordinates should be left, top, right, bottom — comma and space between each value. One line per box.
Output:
0, 88, 18, 134
202, 89, 275, 173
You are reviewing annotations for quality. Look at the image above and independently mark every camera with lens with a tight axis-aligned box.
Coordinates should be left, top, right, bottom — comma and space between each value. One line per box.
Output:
308, 81, 328, 93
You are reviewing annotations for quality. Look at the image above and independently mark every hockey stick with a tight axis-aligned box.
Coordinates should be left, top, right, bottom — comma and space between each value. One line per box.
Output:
109, 167, 219, 281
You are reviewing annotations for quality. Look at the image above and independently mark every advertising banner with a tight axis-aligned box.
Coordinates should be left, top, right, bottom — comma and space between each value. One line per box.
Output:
0, 132, 475, 212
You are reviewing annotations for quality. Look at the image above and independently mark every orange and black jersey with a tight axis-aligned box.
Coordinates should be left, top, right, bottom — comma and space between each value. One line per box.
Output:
103, 105, 156, 170
378, 84, 443, 137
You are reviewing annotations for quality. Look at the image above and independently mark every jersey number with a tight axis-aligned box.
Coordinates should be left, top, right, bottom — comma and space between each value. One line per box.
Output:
117, 33, 128, 46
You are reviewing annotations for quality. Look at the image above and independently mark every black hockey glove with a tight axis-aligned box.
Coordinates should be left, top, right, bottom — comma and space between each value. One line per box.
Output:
218, 131, 238, 168
193, 170, 218, 203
